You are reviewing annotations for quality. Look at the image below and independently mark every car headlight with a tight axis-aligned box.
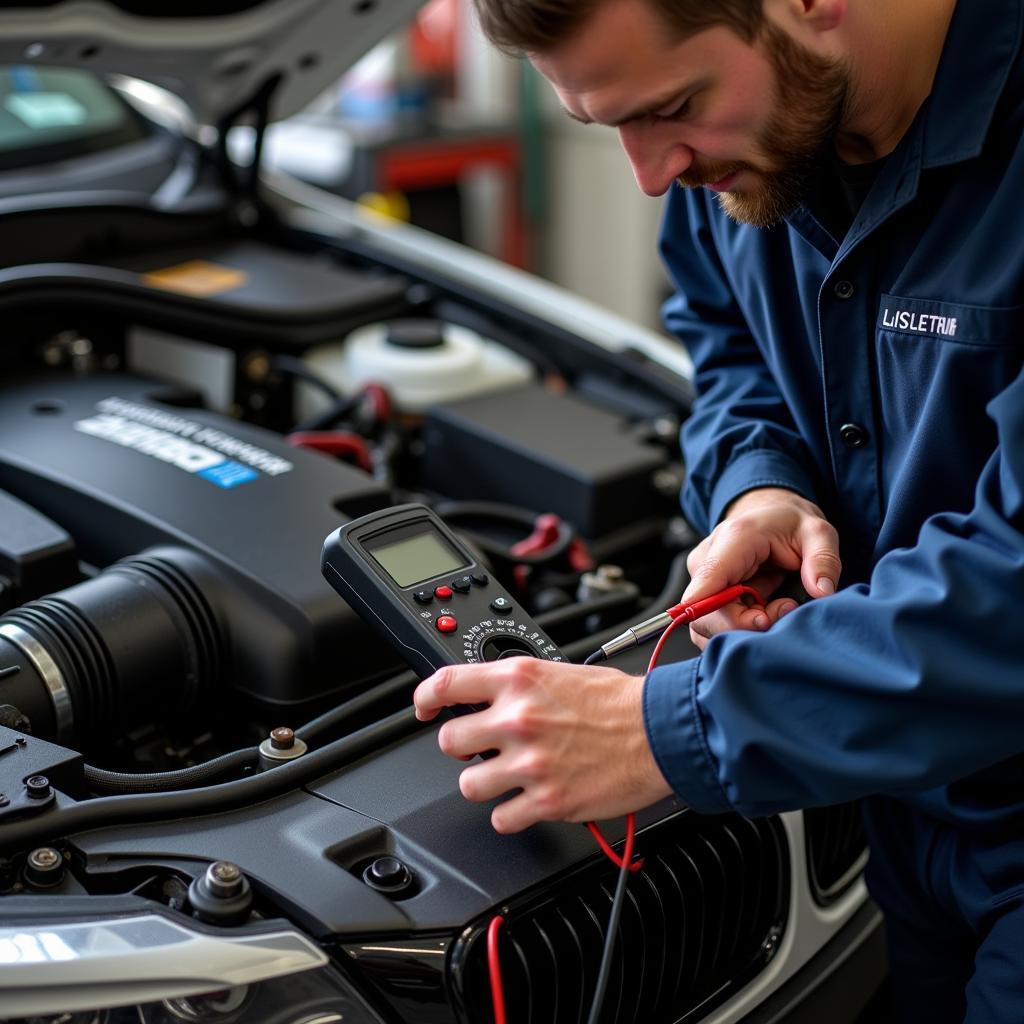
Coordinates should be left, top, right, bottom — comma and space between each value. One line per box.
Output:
0, 911, 387, 1024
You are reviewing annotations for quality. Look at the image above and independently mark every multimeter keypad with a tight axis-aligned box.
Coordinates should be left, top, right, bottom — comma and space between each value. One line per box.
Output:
408, 570, 528, 658
325, 504, 564, 679
411, 575, 513, 616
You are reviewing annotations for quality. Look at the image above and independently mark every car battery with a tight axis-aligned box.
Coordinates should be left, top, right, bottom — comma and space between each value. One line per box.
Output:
421, 383, 668, 538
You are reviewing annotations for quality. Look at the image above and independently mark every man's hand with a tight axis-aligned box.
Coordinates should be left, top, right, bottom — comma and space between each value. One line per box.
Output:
413, 658, 673, 834
684, 487, 841, 650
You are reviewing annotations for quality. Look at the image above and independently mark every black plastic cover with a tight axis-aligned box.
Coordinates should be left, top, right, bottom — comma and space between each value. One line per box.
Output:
0, 489, 77, 612
71, 728, 675, 937
0, 372, 398, 707
107, 238, 410, 348
421, 383, 668, 538
0, 725, 84, 823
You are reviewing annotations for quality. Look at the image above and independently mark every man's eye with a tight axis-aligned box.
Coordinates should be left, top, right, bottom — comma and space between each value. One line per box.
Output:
653, 97, 692, 122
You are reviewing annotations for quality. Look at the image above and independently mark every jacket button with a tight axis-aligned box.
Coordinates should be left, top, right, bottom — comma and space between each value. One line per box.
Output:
833, 279, 855, 299
840, 423, 868, 448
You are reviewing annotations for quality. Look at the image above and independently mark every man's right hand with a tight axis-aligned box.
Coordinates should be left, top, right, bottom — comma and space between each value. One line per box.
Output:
682, 487, 841, 650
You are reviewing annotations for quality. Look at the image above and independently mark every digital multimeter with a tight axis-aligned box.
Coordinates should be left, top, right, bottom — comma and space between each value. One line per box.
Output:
322, 503, 565, 679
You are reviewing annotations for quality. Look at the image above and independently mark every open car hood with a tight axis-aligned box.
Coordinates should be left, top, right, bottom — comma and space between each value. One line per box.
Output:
0, 0, 426, 125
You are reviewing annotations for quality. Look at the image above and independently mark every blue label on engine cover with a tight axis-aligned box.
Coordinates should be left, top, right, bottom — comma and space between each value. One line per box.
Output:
197, 460, 259, 488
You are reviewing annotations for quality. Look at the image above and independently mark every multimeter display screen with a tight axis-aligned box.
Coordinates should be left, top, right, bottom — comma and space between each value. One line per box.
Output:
367, 527, 468, 588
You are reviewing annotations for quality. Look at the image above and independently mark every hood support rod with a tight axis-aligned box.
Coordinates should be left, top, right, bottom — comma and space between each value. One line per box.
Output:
214, 72, 284, 222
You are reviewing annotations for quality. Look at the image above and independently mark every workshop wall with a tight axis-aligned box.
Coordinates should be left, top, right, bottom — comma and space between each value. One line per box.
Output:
539, 94, 671, 330
459, 9, 672, 330
321, 2, 674, 332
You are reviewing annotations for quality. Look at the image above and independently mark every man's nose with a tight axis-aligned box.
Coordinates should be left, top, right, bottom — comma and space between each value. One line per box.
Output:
617, 123, 695, 197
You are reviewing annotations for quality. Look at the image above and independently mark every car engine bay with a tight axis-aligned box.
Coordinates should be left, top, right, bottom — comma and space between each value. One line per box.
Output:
0, 193, 867, 1023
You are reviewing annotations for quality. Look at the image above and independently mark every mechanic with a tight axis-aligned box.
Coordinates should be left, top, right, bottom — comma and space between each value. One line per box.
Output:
412, 0, 1024, 1019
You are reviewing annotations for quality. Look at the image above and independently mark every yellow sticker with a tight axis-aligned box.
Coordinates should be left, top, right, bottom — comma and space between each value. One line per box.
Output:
142, 260, 247, 298
356, 190, 411, 224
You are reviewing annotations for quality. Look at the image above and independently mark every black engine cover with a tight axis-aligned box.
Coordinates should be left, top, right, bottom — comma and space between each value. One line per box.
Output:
0, 372, 397, 709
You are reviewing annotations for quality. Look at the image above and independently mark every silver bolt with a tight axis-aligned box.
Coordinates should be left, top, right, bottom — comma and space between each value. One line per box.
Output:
258, 731, 307, 766
652, 415, 680, 440
653, 467, 684, 493
577, 564, 629, 600
25, 775, 51, 799
205, 861, 243, 898
28, 847, 61, 871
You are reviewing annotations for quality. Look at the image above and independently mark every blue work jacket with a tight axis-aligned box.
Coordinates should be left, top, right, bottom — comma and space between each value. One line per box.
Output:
645, 0, 1024, 829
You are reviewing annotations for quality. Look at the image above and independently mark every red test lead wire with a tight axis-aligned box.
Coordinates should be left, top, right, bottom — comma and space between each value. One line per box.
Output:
646, 584, 764, 666
489, 584, 765, 1022
487, 915, 508, 1024
586, 815, 644, 872
665, 583, 763, 623
587, 584, 764, 869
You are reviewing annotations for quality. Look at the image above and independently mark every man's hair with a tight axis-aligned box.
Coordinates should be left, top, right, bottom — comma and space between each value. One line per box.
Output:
474, 0, 766, 54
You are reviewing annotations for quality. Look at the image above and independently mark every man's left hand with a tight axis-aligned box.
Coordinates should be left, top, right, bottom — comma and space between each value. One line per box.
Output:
413, 659, 674, 834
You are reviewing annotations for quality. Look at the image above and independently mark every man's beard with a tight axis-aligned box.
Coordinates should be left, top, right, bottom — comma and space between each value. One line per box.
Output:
677, 21, 849, 228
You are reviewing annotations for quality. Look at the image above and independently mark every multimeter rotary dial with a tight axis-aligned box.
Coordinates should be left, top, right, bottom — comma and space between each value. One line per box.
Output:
460, 616, 564, 664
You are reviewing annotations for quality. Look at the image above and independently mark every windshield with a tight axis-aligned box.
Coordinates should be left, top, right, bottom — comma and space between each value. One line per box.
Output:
0, 66, 148, 170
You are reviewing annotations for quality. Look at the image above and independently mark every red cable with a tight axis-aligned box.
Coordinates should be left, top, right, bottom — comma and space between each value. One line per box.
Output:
648, 614, 690, 672
286, 431, 373, 473
361, 382, 392, 422
651, 584, 763, 668
487, 914, 507, 1024
567, 537, 595, 573
581, 609, 691, 877
586, 588, 765, 873
510, 513, 563, 591
491, 814, 641, 1022
586, 817, 644, 872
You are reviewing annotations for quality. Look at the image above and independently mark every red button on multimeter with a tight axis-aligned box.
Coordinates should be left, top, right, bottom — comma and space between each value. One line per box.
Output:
436, 615, 458, 633
434, 585, 453, 600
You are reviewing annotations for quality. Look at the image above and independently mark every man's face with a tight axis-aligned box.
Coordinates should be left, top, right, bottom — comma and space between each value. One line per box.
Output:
531, 0, 849, 227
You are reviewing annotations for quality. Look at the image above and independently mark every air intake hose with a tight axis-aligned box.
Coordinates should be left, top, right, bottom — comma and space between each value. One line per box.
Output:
0, 547, 224, 743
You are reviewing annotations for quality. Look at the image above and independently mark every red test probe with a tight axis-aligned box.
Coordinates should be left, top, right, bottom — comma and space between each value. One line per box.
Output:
588, 583, 764, 663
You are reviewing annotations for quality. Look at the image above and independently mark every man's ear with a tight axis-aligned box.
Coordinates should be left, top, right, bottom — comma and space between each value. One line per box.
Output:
779, 0, 846, 33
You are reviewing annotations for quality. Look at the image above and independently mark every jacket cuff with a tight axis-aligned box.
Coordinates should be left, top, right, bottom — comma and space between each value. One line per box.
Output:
643, 658, 733, 814
708, 449, 818, 529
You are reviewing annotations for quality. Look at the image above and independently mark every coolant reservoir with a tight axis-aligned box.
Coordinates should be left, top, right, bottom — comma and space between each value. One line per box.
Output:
302, 319, 534, 415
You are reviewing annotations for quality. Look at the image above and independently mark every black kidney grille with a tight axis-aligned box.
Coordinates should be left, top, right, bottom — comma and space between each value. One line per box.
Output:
450, 813, 789, 1024
804, 801, 868, 905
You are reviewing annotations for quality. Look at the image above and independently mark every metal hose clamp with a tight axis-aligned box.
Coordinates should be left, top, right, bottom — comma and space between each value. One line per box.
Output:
0, 622, 73, 741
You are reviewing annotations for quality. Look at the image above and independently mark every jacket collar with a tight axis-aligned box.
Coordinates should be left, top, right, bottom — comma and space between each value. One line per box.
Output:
786, 0, 1023, 262
919, 0, 1023, 169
